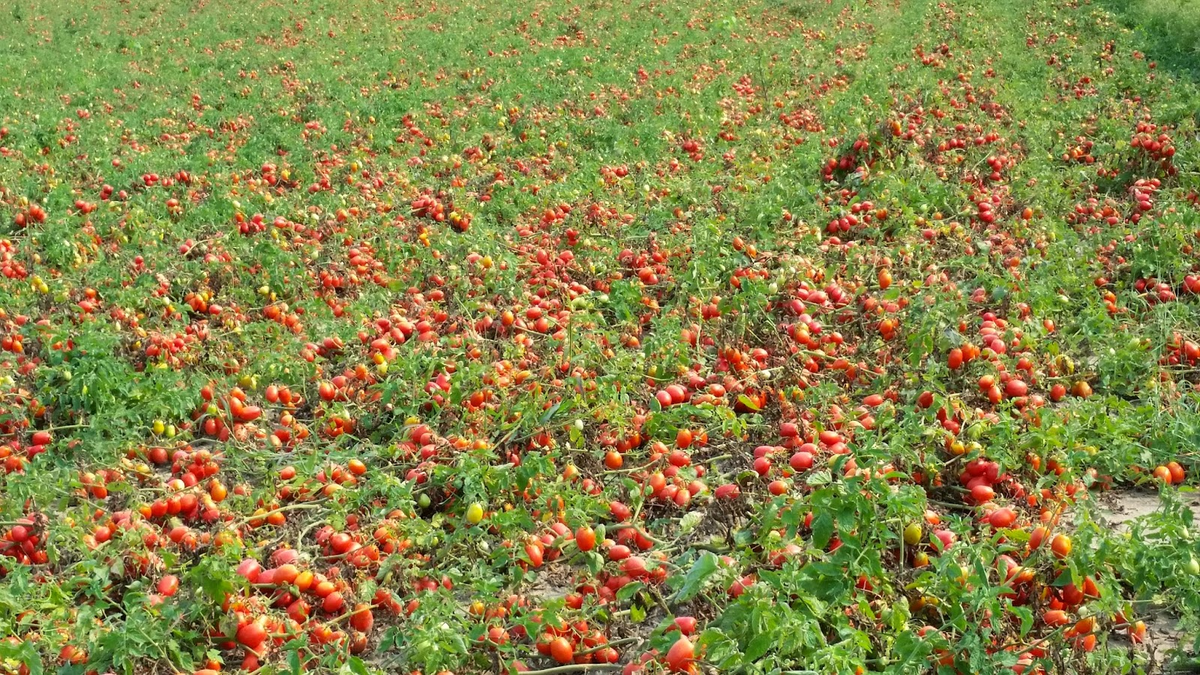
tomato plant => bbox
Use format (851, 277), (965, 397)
(0, 0), (1198, 673)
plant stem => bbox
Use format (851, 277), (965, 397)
(513, 665), (623, 675)
(574, 636), (641, 656)
(232, 500), (327, 528)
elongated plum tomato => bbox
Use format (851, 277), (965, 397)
(1005, 379), (1028, 398)
(576, 526), (596, 552)
(665, 635), (695, 672)
(350, 603), (374, 632)
(989, 508), (1016, 529)
(236, 559), (262, 582)
(673, 616), (698, 634)
(549, 636), (573, 664)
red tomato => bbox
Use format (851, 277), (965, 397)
(156, 575), (179, 596)
(665, 635), (695, 672)
(576, 526), (596, 552)
(236, 620), (267, 649)
(549, 636), (574, 664)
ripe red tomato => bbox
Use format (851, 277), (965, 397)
(673, 616), (698, 634)
(549, 636), (574, 664)
(1168, 461), (1186, 484)
(789, 451), (814, 471)
(323, 591), (345, 614)
(675, 428), (693, 448)
(665, 635), (695, 672)
(607, 544), (632, 561)
(576, 526), (596, 552)
(236, 620), (267, 649)
(330, 532), (354, 554)
(753, 457), (772, 476)
(349, 603), (374, 632)
(1005, 379), (1028, 398)
(1043, 609), (1069, 627)
(1029, 526), (1048, 551)
(989, 508), (1016, 529)
(156, 575), (179, 596)
(714, 484), (740, 500)
(948, 348), (964, 370)
(236, 559), (262, 582)
(525, 541), (544, 568)
(609, 501), (632, 521)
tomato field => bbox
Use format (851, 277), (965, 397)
(1, 0), (1199, 672)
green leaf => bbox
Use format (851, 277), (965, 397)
(630, 603), (646, 623)
(341, 656), (371, 675)
(733, 528), (756, 546)
(892, 630), (928, 666)
(189, 555), (235, 602)
(736, 393), (761, 411)
(0, 638), (42, 675)
(582, 551), (605, 575)
(166, 639), (193, 672)
(811, 511), (834, 549)
(1013, 606), (1034, 637)
(930, 530), (946, 554)
(616, 581), (645, 602)
(673, 551), (719, 602)
(745, 631), (773, 661)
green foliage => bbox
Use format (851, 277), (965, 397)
(0, 0), (1198, 672)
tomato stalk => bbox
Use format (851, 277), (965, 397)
(573, 635), (641, 656)
(231, 499), (328, 529)
(510, 664), (623, 675)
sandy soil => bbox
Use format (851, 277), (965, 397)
(1096, 489), (1200, 672)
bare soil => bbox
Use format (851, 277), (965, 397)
(1096, 489), (1200, 672)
